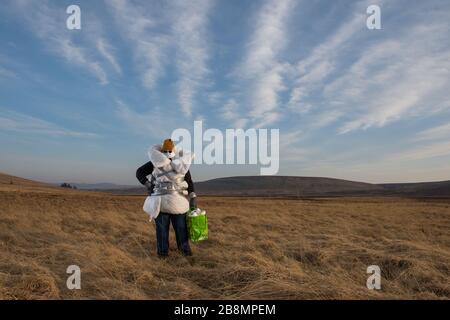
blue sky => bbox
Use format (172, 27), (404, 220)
(1, 0), (450, 185)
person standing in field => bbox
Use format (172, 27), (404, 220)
(136, 139), (197, 257)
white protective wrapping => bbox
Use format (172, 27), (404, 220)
(143, 144), (194, 220)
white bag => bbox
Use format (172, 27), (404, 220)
(143, 196), (161, 221)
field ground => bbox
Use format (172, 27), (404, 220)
(0, 180), (449, 299)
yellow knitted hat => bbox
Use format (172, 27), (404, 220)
(161, 138), (175, 152)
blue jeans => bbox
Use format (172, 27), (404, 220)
(155, 212), (191, 256)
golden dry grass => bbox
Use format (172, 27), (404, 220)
(0, 177), (449, 299)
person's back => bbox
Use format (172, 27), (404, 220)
(136, 139), (197, 257)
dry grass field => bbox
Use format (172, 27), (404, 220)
(0, 174), (449, 299)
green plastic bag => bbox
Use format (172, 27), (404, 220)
(186, 208), (208, 242)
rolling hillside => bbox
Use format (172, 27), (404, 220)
(0, 172), (50, 188)
(101, 175), (450, 197)
(380, 181), (450, 197)
(195, 176), (385, 196)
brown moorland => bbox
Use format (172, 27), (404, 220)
(0, 173), (449, 299)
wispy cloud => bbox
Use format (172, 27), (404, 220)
(335, 37), (450, 133)
(0, 108), (98, 138)
(221, 98), (248, 128)
(288, 10), (367, 112)
(284, 0), (450, 137)
(416, 122), (450, 141)
(0, 66), (17, 79)
(233, 0), (295, 127)
(115, 99), (184, 138)
(387, 141), (450, 161)
(171, 0), (213, 117)
(96, 38), (122, 75)
(108, 0), (213, 116)
(59, 39), (108, 85)
(107, 0), (169, 89)
(11, 0), (112, 85)
(280, 128), (303, 148)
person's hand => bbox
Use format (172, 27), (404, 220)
(189, 197), (197, 209)
(189, 192), (197, 209)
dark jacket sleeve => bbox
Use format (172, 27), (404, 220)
(184, 170), (195, 194)
(136, 161), (154, 185)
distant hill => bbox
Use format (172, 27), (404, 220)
(380, 181), (450, 197)
(3, 171), (450, 197)
(70, 182), (138, 190)
(0, 172), (51, 188)
(105, 176), (450, 197)
(195, 176), (385, 196)
(196, 176), (450, 197)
